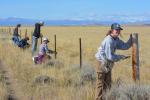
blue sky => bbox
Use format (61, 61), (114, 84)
(0, 0), (150, 20)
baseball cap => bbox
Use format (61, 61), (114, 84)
(111, 23), (123, 30)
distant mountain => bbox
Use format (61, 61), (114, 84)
(0, 17), (38, 26)
(0, 17), (150, 26)
(0, 17), (106, 26)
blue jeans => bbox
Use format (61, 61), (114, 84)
(32, 36), (38, 55)
(12, 36), (20, 45)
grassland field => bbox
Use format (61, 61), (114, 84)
(0, 26), (150, 100)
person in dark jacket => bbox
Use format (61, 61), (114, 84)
(32, 21), (44, 55)
(12, 24), (21, 45)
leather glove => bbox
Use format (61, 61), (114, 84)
(120, 55), (130, 60)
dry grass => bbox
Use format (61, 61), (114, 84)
(104, 79), (150, 100)
(0, 72), (8, 100)
(0, 26), (150, 100)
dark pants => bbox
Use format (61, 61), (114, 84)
(95, 61), (112, 100)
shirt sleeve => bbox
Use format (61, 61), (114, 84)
(44, 44), (50, 53)
(116, 37), (132, 50)
(105, 41), (123, 62)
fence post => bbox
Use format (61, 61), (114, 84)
(41, 36), (42, 44)
(25, 29), (27, 38)
(132, 33), (140, 81)
(20, 29), (22, 38)
(79, 38), (82, 68)
(54, 35), (57, 59)
(7, 28), (8, 33)
(9, 27), (11, 34)
(13, 27), (14, 34)
(31, 31), (33, 44)
(6, 28), (8, 33)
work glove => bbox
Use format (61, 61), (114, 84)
(120, 55), (130, 60)
(55, 51), (57, 54)
(40, 34), (43, 37)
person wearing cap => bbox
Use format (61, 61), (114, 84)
(32, 37), (56, 64)
(12, 24), (21, 45)
(18, 37), (30, 48)
(32, 21), (44, 55)
(95, 23), (132, 100)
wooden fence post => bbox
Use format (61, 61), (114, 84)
(31, 31), (33, 44)
(41, 36), (42, 44)
(132, 33), (140, 81)
(13, 29), (15, 34)
(25, 29), (27, 38)
(54, 35), (57, 59)
(6, 28), (8, 33)
(9, 27), (11, 34)
(20, 29), (22, 38)
(79, 38), (82, 68)
(7, 28), (9, 33)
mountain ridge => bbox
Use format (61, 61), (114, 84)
(0, 17), (150, 26)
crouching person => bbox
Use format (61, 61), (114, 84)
(18, 37), (30, 49)
(32, 37), (56, 64)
